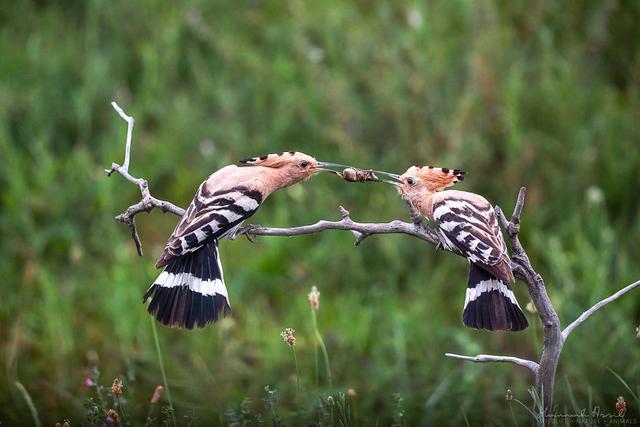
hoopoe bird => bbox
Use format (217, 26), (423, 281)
(376, 166), (528, 331)
(144, 151), (350, 329)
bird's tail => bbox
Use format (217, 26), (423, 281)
(143, 240), (231, 329)
(462, 262), (528, 331)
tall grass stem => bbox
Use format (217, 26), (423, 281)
(151, 318), (177, 427)
(312, 310), (332, 388)
(14, 381), (41, 427)
(115, 394), (128, 425)
(292, 346), (301, 393)
(508, 401), (517, 427)
(314, 341), (319, 387)
(608, 367), (640, 407)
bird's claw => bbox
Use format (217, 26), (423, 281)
(243, 224), (260, 243)
(226, 225), (243, 240)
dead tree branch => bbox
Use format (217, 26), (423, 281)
(444, 353), (539, 374)
(109, 105), (639, 426)
(237, 206), (446, 250)
(439, 188), (639, 425)
(106, 102), (185, 255)
(562, 279), (640, 340)
(500, 188), (564, 424)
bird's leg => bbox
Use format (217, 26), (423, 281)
(225, 223), (245, 241)
(403, 198), (424, 224)
(231, 224), (258, 242)
(411, 211), (425, 225)
(244, 230), (256, 243)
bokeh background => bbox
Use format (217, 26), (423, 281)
(1, 1), (639, 425)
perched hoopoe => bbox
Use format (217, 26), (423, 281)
(144, 151), (350, 329)
(376, 166), (528, 331)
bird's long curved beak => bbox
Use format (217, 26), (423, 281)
(315, 162), (402, 187)
(315, 161), (358, 174)
(370, 169), (403, 187)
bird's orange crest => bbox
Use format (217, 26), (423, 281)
(403, 165), (466, 191)
(240, 151), (315, 168)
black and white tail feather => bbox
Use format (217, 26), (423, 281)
(462, 262), (528, 331)
(144, 240), (231, 329)
(145, 178), (262, 329)
(432, 192), (529, 332)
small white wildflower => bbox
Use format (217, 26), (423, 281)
(198, 139), (215, 158)
(407, 7), (423, 29)
(586, 186), (604, 205)
(307, 46), (324, 64)
(280, 328), (296, 346)
(505, 389), (513, 401)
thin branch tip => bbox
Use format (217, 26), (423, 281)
(494, 205), (510, 230)
(111, 101), (134, 122)
(512, 187), (526, 221)
(562, 279), (640, 340)
(445, 352), (539, 373)
(109, 102), (184, 253)
(338, 205), (350, 219)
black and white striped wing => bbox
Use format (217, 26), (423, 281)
(164, 185), (263, 259)
(432, 196), (509, 279)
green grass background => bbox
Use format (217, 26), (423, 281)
(1, 0), (639, 425)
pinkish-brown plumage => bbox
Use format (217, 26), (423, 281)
(155, 152), (320, 268)
(386, 164), (527, 331)
(146, 151), (338, 329)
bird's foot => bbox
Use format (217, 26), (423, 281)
(411, 213), (425, 225)
(226, 224), (244, 240)
(241, 224), (260, 243)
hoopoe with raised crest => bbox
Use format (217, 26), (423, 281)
(144, 151), (351, 329)
(376, 165), (528, 331)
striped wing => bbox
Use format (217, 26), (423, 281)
(432, 194), (512, 281)
(157, 184), (263, 267)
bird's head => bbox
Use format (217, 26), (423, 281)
(239, 151), (354, 186)
(375, 165), (466, 201)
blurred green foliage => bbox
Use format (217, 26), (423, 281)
(1, 0), (639, 425)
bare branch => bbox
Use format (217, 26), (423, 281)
(237, 206), (456, 253)
(496, 187), (563, 422)
(107, 102), (185, 255)
(110, 101), (135, 172)
(562, 279), (640, 340)
(445, 352), (539, 374)
(463, 187), (639, 424)
(124, 216), (143, 256)
(495, 205), (510, 230)
(511, 186), (526, 226)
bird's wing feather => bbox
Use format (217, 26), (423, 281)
(159, 183), (263, 264)
(432, 194), (511, 281)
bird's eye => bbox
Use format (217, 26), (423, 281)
(406, 177), (415, 186)
(300, 160), (309, 168)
